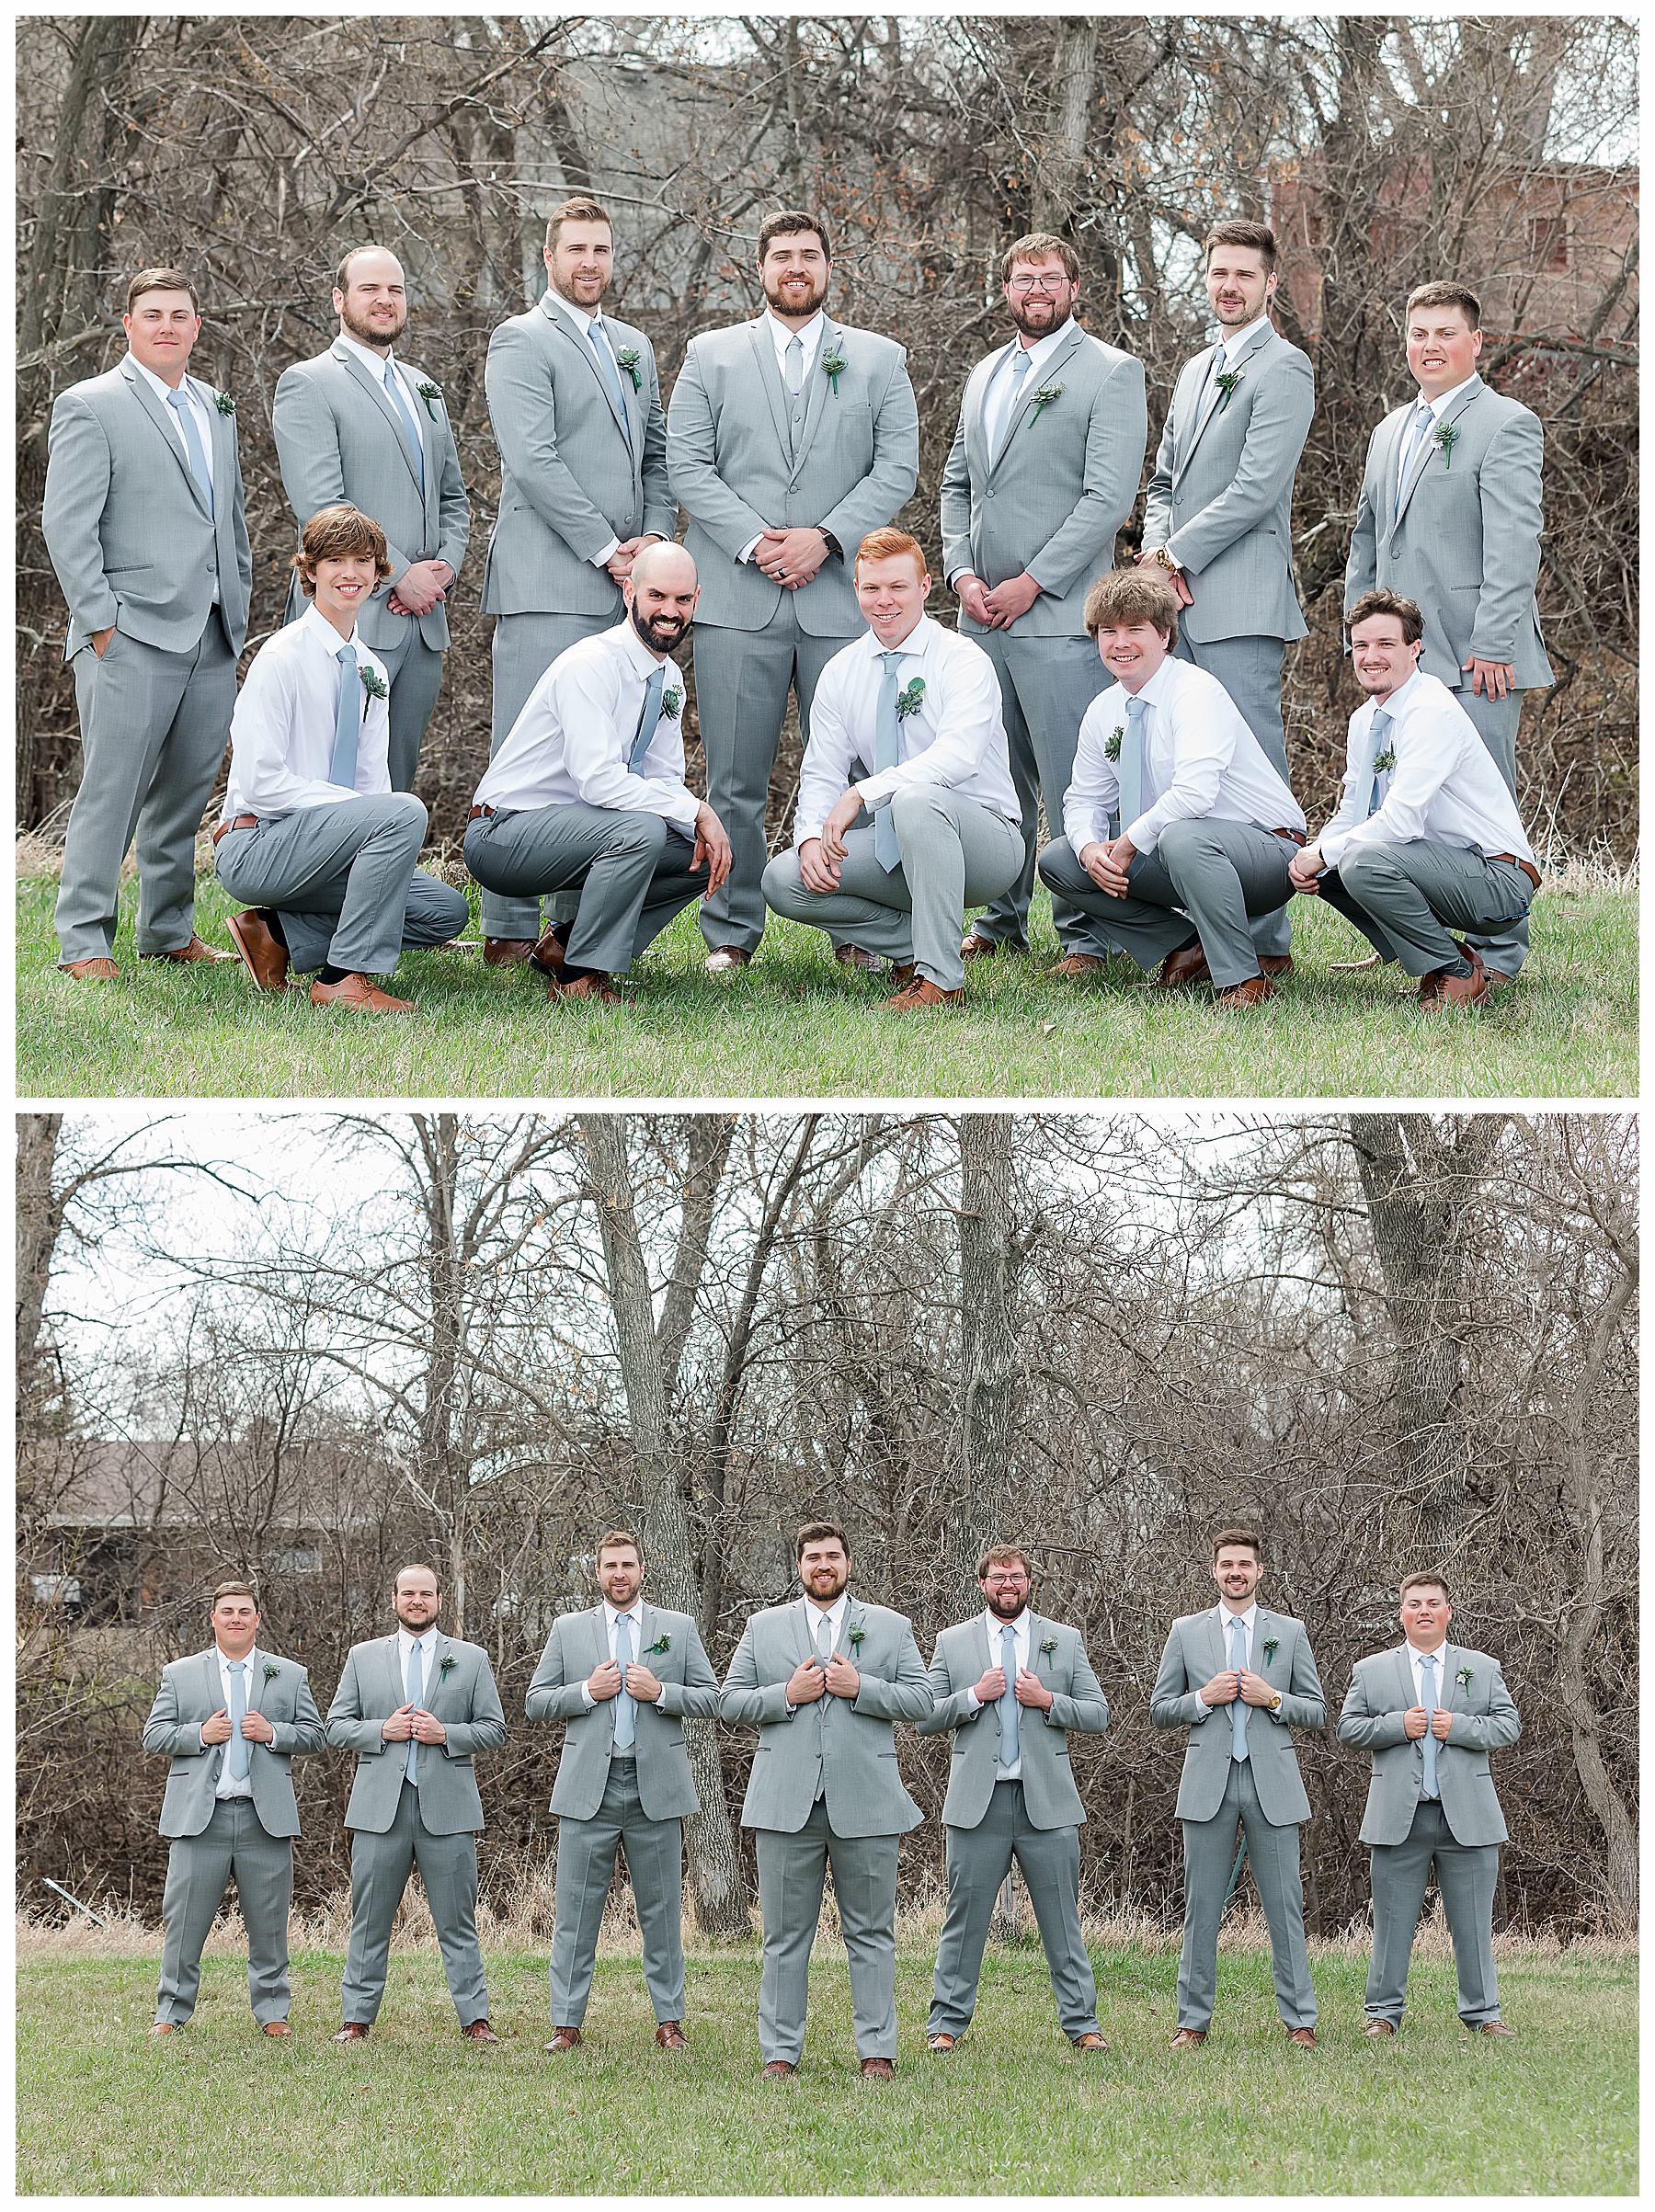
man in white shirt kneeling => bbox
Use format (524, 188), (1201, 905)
(1037, 568), (1307, 1009)
(463, 542), (732, 1003)
(1288, 589), (1538, 1009)
(215, 504), (468, 1014)
(760, 529), (1024, 1009)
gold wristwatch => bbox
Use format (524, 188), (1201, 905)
(1150, 544), (1180, 572)
(1268, 1691), (1284, 1714)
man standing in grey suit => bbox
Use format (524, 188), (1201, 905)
(42, 267), (251, 979)
(941, 232), (1147, 972)
(326, 1563), (509, 2043)
(1344, 279), (1551, 982)
(1140, 220), (1314, 974)
(1338, 1570), (1521, 2038)
(479, 196), (677, 963)
(668, 210), (919, 975)
(526, 1529), (723, 2051)
(142, 1580), (326, 2036)
(1150, 1529), (1325, 2049)
(272, 245), (471, 795)
(919, 1545), (1109, 2053)
(720, 1521), (933, 2078)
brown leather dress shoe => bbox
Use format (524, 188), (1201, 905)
(262, 2021), (292, 2038)
(1153, 942), (1211, 989)
(1475, 2020), (1515, 2036)
(461, 2020), (500, 2044)
(530, 926), (569, 977)
(887, 976), (964, 1010)
(886, 963), (917, 991)
(705, 945), (752, 975)
(861, 2056), (896, 2080)
(961, 929), (1019, 958)
(655, 2021), (689, 2049)
(545, 2026), (583, 2052)
(149, 2020), (179, 2036)
(1049, 952), (1106, 978)
(59, 956), (118, 981)
(334, 2023), (370, 2042)
(926, 2032), (957, 2053)
(141, 934), (234, 963)
(762, 2058), (796, 2079)
(1425, 949), (1490, 1011)
(1072, 2031), (1109, 2051)
(483, 938), (537, 966)
(310, 973), (415, 1013)
(1258, 954), (1295, 977)
(1363, 2018), (1397, 2038)
(834, 943), (880, 972)
(1287, 2026), (1317, 2047)
(1169, 2027), (1207, 2050)
(1216, 972), (1275, 1009)
(225, 910), (291, 991)
(554, 972), (626, 1004)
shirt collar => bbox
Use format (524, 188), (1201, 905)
(1369, 668), (1424, 722)
(1406, 1638), (1449, 1665)
(765, 307), (824, 353)
(398, 1624), (438, 1653)
(1217, 1601), (1259, 1636)
(803, 1589), (849, 1627)
(1214, 313), (1272, 361)
(337, 329), (401, 381)
(545, 286), (599, 336)
(865, 612), (931, 661)
(298, 601), (359, 656)
(603, 1599), (643, 1627)
(1413, 371), (1478, 417)
(216, 1644), (258, 1671)
(982, 1607), (1027, 1641)
(1005, 317), (1073, 376)
(1133, 655), (1181, 711)
(610, 618), (663, 679)
(129, 353), (197, 408)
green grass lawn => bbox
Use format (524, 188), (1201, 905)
(16, 872), (1638, 1100)
(16, 1944), (1636, 2194)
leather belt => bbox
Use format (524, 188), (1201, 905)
(1491, 852), (1541, 890)
(1271, 826), (1307, 847)
(468, 805), (495, 822)
(213, 814), (257, 845)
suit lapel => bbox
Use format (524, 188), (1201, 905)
(401, 356), (441, 541)
(991, 320), (1082, 480)
(1440, 1644), (1460, 1713)
(335, 339), (425, 496)
(746, 318), (793, 467)
(545, 296), (630, 443)
(789, 317), (841, 485)
(120, 359), (211, 515)
(247, 1651), (268, 1716)
(197, 376), (233, 530)
(1394, 1644), (1416, 1713)
(790, 1596), (812, 1669)
(1391, 375), (1482, 537)
(1186, 323), (1271, 465)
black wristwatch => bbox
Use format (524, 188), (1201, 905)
(819, 530), (844, 563)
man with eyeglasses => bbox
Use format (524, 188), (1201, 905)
(919, 1545), (1110, 2053)
(940, 233), (1146, 973)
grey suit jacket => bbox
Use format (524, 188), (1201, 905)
(1344, 375), (1553, 692)
(272, 338), (471, 651)
(526, 1602), (721, 1822)
(667, 315), (919, 635)
(1337, 1641), (1520, 1848)
(325, 1632), (507, 1836)
(939, 321), (1147, 639)
(919, 1613), (1107, 1831)
(143, 1647), (325, 1841)
(1150, 1606), (1325, 1826)
(720, 1595), (932, 1837)
(42, 356), (252, 659)
(482, 291), (674, 621)
(1142, 322), (1314, 645)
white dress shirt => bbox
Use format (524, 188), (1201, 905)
(1064, 653), (1304, 859)
(212, 1643), (261, 1800)
(131, 355), (217, 496)
(1405, 1639), (1451, 1796)
(736, 313), (828, 565)
(472, 620), (699, 831)
(980, 317), (1074, 459)
(793, 615), (1021, 847)
(963, 1607), (1033, 1778)
(1215, 1601), (1257, 1670)
(221, 605), (392, 820)
(1397, 372), (1479, 508)
(336, 330), (427, 427)
(578, 1600), (647, 1709)
(396, 1625), (440, 1696)
(543, 289), (627, 567)
(784, 1590), (851, 1716)
(1317, 669), (1534, 872)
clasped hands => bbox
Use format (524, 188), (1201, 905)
(785, 1651), (862, 1703)
(972, 1664), (1056, 1713)
(953, 571), (1043, 629)
(756, 526), (829, 588)
(1078, 834), (1137, 899)
(1198, 1668), (1278, 1710)
(200, 1706), (276, 1745)
(797, 788), (868, 892)
(1403, 1705), (1455, 1741)
(605, 532), (663, 585)
(386, 557), (454, 619)
(586, 1658), (666, 1705)
(380, 1703), (448, 1744)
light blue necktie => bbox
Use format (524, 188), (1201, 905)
(330, 641), (360, 788)
(166, 387), (213, 517)
(613, 1612), (636, 1750)
(1420, 1652), (1439, 1798)
(1118, 693), (1148, 832)
(873, 651), (905, 872)
(1365, 708), (1394, 817)
(1395, 401), (1433, 517)
(627, 665), (666, 770)
(382, 359), (426, 493)
(589, 314), (633, 449)
(991, 348), (1032, 464)
(1197, 342), (1230, 434)
(997, 1625), (1020, 1771)
(226, 1660), (250, 1780)
(816, 1608), (834, 1665)
(404, 1637), (423, 1784)
(1229, 1615), (1250, 1761)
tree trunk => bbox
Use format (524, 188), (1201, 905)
(17, 1114), (65, 1420)
(413, 1112), (469, 1636)
(1033, 19), (1100, 233)
(952, 1115), (1033, 1608)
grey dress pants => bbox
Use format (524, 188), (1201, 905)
(1365, 1798), (1501, 2028)
(480, 610), (616, 940)
(929, 1780), (1100, 2040)
(1316, 843), (1533, 981)
(340, 1779), (489, 2027)
(1452, 686), (1529, 975)
(1176, 1757), (1316, 2034)
(1175, 628), (1294, 962)
(154, 1797), (293, 2026)
(547, 1757), (687, 2028)
(754, 1798), (902, 2065)
(371, 626), (447, 795)
(463, 804), (709, 977)
(1038, 819), (1296, 990)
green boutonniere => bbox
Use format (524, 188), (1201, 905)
(1215, 366), (1246, 413)
(614, 346), (642, 393)
(847, 1625), (865, 1653)
(1262, 1637), (1279, 1666)
(1433, 419), (1461, 469)
(1371, 747), (1398, 776)
(821, 348), (849, 395)
(1029, 381), (1065, 425)
(1455, 1666), (1474, 1690)
(359, 666), (389, 711)
(1104, 724), (1124, 763)
(1039, 1637), (1058, 1661)
(213, 390), (235, 416)
(662, 686), (683, 721)
(895, 677), (926, 723)
(646, 1633), (671, 1657)
(262, 1662), (281, 1683)
(416, 380), (442, 420)
(439, 1653), (457, 1680)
